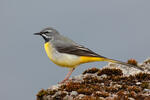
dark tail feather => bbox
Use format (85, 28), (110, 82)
(104, 58), (144, 71)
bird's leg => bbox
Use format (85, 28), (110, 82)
(60, 68), (75, 83)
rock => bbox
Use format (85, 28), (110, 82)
(37, 58), (150, 100)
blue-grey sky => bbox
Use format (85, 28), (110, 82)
(1, 0), (150, 100)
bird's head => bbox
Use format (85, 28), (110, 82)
(34, 27), (59, 42)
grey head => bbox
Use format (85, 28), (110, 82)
(34, 27), (60, 42)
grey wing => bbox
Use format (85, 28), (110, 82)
(55, 44), (105, 58)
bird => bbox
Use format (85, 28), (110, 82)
(34, 27), (143, 83)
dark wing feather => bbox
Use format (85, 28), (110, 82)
(55, 45), (105, 58)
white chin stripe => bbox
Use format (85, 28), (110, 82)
(42, 34), (49, 38)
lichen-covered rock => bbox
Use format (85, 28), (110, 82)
(37, 58), (150, 100)
(105, 58), (150, 76)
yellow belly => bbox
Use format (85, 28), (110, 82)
(44, 42), (53, 61)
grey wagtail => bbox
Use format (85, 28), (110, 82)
(34, 27), (143, 83)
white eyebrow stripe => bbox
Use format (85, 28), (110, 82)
(47, 30), (53, 33)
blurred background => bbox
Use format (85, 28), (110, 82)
(1, 0), (150, 100)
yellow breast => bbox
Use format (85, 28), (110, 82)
(44, 42), (81, 68)
(44, 42), (53, 61)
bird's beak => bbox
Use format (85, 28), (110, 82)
(34, 32), (42, 35)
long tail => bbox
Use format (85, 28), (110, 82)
(79, 56), (143, 70)
(104, 58), (144, 71)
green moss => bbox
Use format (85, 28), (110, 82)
(115, 90), (129, 100)
(127, 86), (141, 93)
(97, 68), (123, 76)
(53, 91), (67, 100)
(141, 82), (150, 89)
(93, 91), (109, 98)
(61, 82), (86, 92)
(128, 91), (136, 98)
(111, 76), (126, 82)
(47, 89), (57, 95)
(37, 89), (48, 99)
(83, 67), (100, 74)
(74, 96), (99, 100)
(83, 75), (101, 84)
(105, 86), (119, 93)
(135, 72), (150, 81)
(77, 88), (93, 95)
(121, 84), (128, 90)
